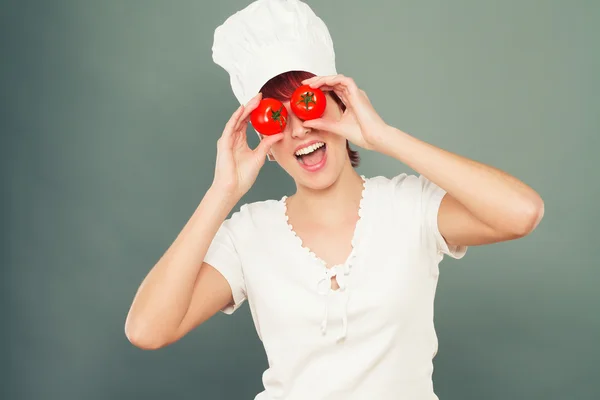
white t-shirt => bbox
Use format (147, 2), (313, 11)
(204, 173), (467, 400)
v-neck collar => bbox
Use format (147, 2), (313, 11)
(278, 175), (368, 340)
(279, 175), (367, 270)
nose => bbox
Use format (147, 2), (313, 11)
(289, 112), (310, 139)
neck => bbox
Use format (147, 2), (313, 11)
(289, 163), (364, 223)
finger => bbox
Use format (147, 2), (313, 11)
(223, 104), (245, 139)
(310, 76), (356, 106)
(305, 75), (333, 89)
(310, 74), (357, 92)
(255, 133), (284, 158)
(234, 92), (262, 131)
(333, 88), (347, 102)
(322, 86), (349, 108)
(309, 79), (349, 103)
(301, 76), (320, 85)
(302, 118), (337, 134)
(313, 85), (348, 106)
(239, 121), (248, 138)
(232, 121), (249, 149)
(314, 85), (336, 92)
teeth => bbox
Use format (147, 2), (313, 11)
(295, 142), (325, 156)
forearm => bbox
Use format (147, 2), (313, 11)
(381, 126), (544, 234)
(125, 186), (238, 345)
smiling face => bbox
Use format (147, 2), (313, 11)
(259, 94), (351, 190)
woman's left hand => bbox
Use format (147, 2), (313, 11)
(300, 74), (391, 152)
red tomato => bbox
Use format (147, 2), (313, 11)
(250, 98), (288, 136)
(290, 85), (326, 120)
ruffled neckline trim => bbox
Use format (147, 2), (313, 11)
(279, 175), (368, 270)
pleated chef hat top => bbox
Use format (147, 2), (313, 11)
(212, 0), (338, 105)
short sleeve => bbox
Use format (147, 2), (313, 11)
(204, 218), (247, 314)
(419, 174), (467, 260)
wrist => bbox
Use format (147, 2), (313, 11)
(370, 125), (400, 155)
(373, 126), (411, 159)
(206, 185), (242, 211)
(383, 126), (429, 167)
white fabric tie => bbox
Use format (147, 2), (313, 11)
(316, 264), (351, 341)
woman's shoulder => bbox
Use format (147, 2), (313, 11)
(363, 173), (437, 214)
(241, 198), (282, 217)
(224, 197), (283, 232)
(365, 172), (422, 192)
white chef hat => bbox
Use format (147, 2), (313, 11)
(212, 0), (338, 106)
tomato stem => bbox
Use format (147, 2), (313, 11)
(270, 106), (287, 129)
(297, 92), (316, 110)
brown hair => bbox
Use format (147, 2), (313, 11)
(259, 70), (360, 168)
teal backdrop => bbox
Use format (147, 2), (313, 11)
(2, 0), (598, 399)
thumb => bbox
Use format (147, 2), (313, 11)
(302, 118), (339, 134)
(255, 132), (284, 159)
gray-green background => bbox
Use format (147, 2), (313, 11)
(2, 0), (598, 399)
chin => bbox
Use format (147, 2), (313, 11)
(297, 172), (339, 190)
(282, 148), (345, 190)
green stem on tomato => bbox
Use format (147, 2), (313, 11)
(270, 106), (286, 130)
(298, 92), (316, 110)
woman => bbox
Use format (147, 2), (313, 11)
(125, 1), (544, 398)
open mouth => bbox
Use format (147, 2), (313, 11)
(295, 142), (327, 167)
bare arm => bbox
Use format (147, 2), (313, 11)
(300, 74), (544, 247)
(384, 127), (544, 245)
(124, 93), (283, 350)
(124, 187), (238, 350)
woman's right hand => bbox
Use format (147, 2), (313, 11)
(211, 92), (284, 200)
